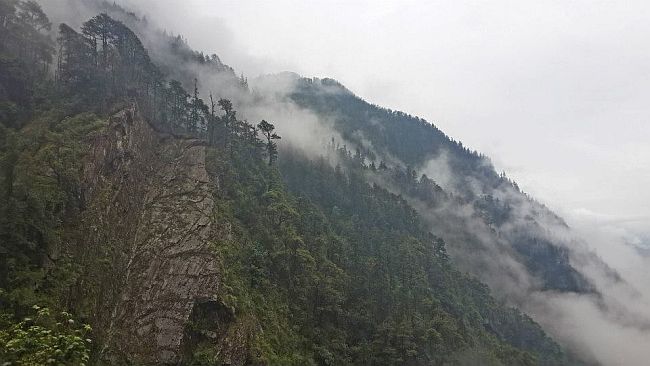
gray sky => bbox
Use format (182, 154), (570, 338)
(122, 0), (650, 241)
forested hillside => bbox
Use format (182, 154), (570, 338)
(280, 75), (595, 296)
(0, 1), (587, 365)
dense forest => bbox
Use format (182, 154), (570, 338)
(0, 1), (586, 365)
(283, 75), (593, 295)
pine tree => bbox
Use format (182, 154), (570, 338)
(257, 119), (281, 165)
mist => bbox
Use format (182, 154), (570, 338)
(36, 1), (650, 365)
(417, 151), (650, 365)
(86, 0), (649, 237)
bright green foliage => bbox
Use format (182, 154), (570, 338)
(0, 305), (92, 365)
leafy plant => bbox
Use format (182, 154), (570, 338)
(0, 305), (92, 365)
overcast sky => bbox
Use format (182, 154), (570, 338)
(119, 0), (650, 242)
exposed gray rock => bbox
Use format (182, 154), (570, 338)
(82, 105), (224, 364)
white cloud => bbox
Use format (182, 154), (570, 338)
(40, 1), (650, 363)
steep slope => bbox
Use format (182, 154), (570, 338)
(271, 75), (597, 296)
(277, 152), (569, 365)
(1, 2), (586, 365)
(80, 105), (223, 363)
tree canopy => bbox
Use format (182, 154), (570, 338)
(0, 2), (575, 365)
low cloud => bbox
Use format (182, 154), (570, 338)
(36, 1), (650, 364)
(415, 152), (650, 365)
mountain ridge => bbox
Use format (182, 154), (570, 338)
(0, 1), (614, 364)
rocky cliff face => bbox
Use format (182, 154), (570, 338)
(79, 105), (226, 364)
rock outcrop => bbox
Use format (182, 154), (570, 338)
(81, 105), (224, 364)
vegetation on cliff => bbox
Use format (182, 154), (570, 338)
(0, 2), (575, 365)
